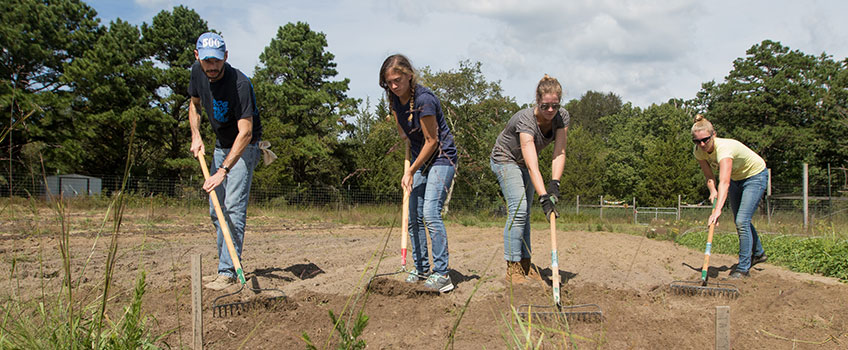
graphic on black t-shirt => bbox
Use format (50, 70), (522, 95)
(213, 100), (229, 122)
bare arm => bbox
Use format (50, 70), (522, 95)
(519, 132), (547, 195)
(189, 97), (205, 157)
(708, 158), (733, 225)
(401, 115), (439, 193)
(550, 127), (568, 181)
(202, 117), (253, 193)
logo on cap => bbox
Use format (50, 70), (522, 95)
(196, 32), (226, 61)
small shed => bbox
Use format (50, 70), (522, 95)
(45, 174), (102, 198)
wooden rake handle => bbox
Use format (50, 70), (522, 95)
(700, 199), (718, 285)
(198, 153), (246, 285)
(401, 145), (410, 269)
(700, 222), (716, 285)
(550, 212), (561, 306)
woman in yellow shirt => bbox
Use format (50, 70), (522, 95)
(692, 114), (769, 279)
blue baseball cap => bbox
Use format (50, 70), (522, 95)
(196, 32), (226, 60)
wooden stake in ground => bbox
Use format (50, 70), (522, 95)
(191, 254), (203, 349)
(715, 305), (730, 350)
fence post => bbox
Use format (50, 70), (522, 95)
(677, 195), (681, 221)
(633, 197), (637, 224)
(767, 168), (771, 226)
(576, 195), (580, 215)
(803, 163), (809, 232)
(599, 195), (604, 220)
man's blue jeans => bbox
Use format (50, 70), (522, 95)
(408, 164), (455, 276)
(728, 169), (768, 273)
(210, 143), (260, 278)
(490, 159), (535, 262)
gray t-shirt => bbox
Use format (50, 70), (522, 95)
(490, 107), (570, 167)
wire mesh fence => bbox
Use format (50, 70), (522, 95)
(2, 168), (845, 230)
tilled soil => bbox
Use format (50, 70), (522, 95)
(1, 207), (846, 349)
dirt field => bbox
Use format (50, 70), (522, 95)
(1, 206), (847, 349)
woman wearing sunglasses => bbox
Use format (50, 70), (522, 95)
(379, 54), (458, 293)
(692, 114), (769, 279)
(490, 74), (569, 285)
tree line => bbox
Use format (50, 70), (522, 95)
(2, 1), (846, 207)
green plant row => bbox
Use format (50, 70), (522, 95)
(675, 232), (848, 282)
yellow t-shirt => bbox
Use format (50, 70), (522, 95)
(693, 137), (766, 181)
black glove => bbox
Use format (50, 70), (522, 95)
(547, 179), (560, 202)
(539, 194), (559, 219)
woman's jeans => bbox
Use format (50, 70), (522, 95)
(408, 164), (455, 276)
(210, 143), (260, 278)
(728, 169), (768, 273)
(490, 159), (535, 262)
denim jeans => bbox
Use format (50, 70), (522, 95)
(490, 159), (535, 262)
(210, 143), (260, 277)
(408, 164), (455, 275)
(728, 169), (768, 273)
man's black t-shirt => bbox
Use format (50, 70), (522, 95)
(188, 61), (262, 148)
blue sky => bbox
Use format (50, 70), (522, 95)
(87, 0), (848, 108)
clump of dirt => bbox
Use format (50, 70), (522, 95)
(365, 277), (439, 297)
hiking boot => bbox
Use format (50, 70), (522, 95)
(505, 261), (527, 285)
(424, 273), (454, 293)
(204, 274), (237, 291)
(752, 253), (768, 266)
(520, 258), (543, 282)
(728, 270), (749, 279)
(202, 274), (219, 283)
(405, 269), (428, 283)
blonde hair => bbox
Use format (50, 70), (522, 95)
(379, 54), (417, 122)
(535, 74), (563, 104)
(691, 114), (715, 135)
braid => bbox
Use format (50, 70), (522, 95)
(408, 84), (415, 123)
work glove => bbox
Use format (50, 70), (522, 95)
(547, 179), (560, 202)
(539, 194), (559, 219)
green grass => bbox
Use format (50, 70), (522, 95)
(676, 229), (848, 282)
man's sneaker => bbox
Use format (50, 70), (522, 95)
(424, 273), (454, 293)
(204, 274), (237, 291)
(752, 253), (768, 266)
(202, 274), (219, 283)
(728, 270), (749, 279)
(405, 269), (428, 283)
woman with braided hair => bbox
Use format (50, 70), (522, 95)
(692, 114), (768, 279)
(490, 75), (569, 285)
(379, 54), (458, 293)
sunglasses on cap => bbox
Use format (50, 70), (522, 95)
(539, 103), (560, 111)
(692, 135), (712, 144)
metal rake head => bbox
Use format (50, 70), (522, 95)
(517, 304), (604, 323)
(669, 280), (740, 299)
(213, 295), (286, 317)
(212, 283), (287, 317)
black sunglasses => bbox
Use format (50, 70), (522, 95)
(539, 103), (560, 111)
(692, 135), (712, 144)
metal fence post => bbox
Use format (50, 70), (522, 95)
(576, 195), (580, 215)
(677, 195), (681, 221)
(803, 163), (809, 232)
(633, 197), (637, 224)
(599, 195), (603, 220)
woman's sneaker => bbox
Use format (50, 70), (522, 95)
(405, 270), (428, 283)
(424, 273), (454, 293)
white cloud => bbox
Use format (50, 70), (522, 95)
(92, 0), (848, 108)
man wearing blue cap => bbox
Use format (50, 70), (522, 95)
(188, 32), (264, 291)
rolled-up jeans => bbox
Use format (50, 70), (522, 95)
(408, 164), (455, 276)
(210, 143), (260, 278)
(728, 169), (768, 273)
(490, 159), (535, 262)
